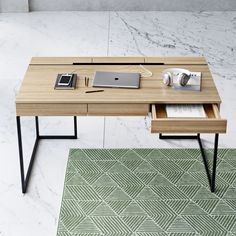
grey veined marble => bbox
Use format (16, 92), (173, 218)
(1, 0), (236, 12)
(29, 0), (236, 11)
(0, 11), (236, 236)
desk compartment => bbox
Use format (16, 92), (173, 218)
(16, 103), (87, 116)
(151, 104), (227, 133)
(88, 103), (149, 116)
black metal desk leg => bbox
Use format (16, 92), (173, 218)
(74, 116), (77, 138)
(197, 133), (219, 192)
(16, 116), (78, 193)
(211, 133), (219, 192)
(16, 116), (39, 193)
(37, 116), (78, 139)
(159, 133), (219, 193)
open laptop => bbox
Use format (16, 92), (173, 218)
(92, 71), (140, 89)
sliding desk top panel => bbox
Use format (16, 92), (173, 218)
(15, 57), (221, 115)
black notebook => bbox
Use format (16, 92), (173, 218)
(54, 74), (77, 90)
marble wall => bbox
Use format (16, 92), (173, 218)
(29, 0), (236, 11)
(0, 0), (28, 12)
(1, 0), (236, 12)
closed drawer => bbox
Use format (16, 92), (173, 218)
(16, 103), (87, 116)
(151, 104), (227, 133)
(88, 103), (149, 116)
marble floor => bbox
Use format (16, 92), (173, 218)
(0, 11), (236, 236)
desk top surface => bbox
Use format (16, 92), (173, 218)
(15, 56), (221, 104)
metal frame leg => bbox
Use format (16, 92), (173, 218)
(16, 116), (77, 193)
(159, 133), (219, 193)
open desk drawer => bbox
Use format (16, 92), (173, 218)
(151, 104), (227, 133)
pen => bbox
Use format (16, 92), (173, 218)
(84, 77), (89, 87)
(85, 90), (104, 93)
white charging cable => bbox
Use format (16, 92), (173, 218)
(139, 64), (153, 78)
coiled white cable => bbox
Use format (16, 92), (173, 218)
(139, 64), (153, 78)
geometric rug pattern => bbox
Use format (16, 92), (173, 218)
(57, 149), (236, 236)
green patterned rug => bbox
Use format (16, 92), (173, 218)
(57, 149), (236, 236)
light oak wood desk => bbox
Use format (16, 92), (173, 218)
(15, 56), (227, 193)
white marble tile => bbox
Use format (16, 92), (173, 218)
(0, 11), (236, 236)
(109, 11), (236, 64)
(109, 12), (203, 56)
(0, 12), (109, 80)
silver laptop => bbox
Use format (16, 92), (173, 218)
(92, 71), (140, 89)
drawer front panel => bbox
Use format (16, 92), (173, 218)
(151, 104), (227, 133)
(16, 103), (87, 116)
(151, 119), (227, 133)
(88, 104), (149, 116)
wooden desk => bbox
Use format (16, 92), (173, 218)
(15, 57), (227, 193)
